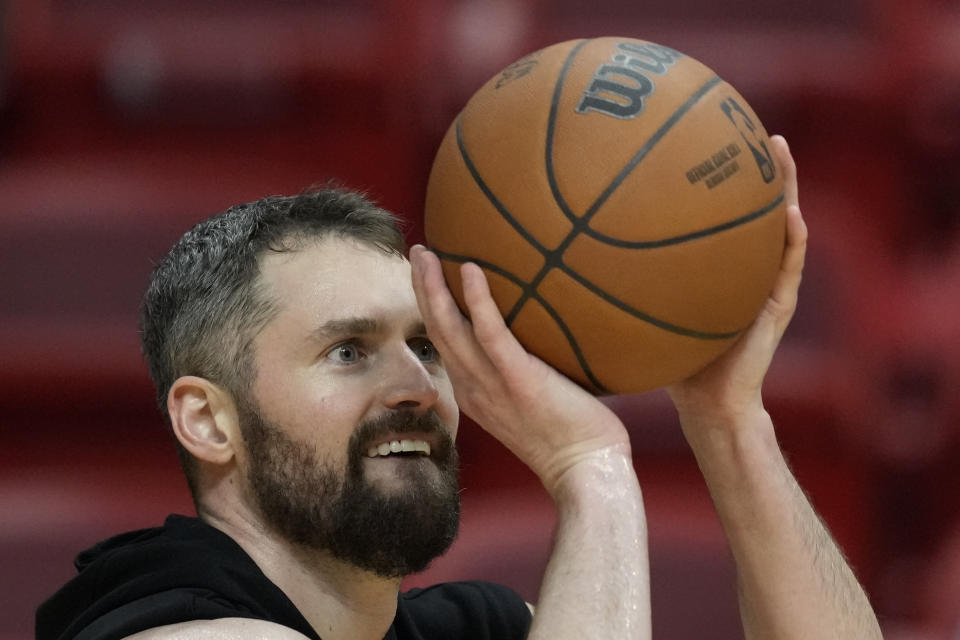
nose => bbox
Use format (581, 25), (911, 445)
(380, 347), (441, 414)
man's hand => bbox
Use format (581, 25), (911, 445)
(667, 134), (808, 430)
(410, 240), (651, 640)
(410, 245), (630, 495)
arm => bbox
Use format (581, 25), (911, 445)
(122, 618), (312, 639)
(667, 136), (882, 639)
(410, 246), (651, 640)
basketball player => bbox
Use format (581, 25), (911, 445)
(37, 137), (882, 639)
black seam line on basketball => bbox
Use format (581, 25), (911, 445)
(430, 248), (611, 394)
(455, 115), (551, 256)
(558, 263), (745, 340)
(430, 247), (530, 290)
(582, 191), (785, 249)
(505, 74), (725, 326)
(534, 285), (611, 394)
(545, 39), (591, 226)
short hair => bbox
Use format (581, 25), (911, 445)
(140, 187), (407, 497)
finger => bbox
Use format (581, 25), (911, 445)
(782, 203), (808, 279)
(409, 245), (440, 329)
(410, 245), (470, 340)
(770, 134), (799, 210)
(768, 204), (808, 334)
(409, 245), (492, 373)
(460, 262), (529, 377)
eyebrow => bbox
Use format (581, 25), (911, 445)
(307, 317), (427, 343)
(309, 317), (380, 343)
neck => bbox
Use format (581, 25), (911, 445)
(199, 503), (402, 640)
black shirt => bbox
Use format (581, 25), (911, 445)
(36, 515), (532, 640)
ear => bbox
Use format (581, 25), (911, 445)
(167, 376), (241, 466)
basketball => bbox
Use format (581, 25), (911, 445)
(423, 37), (786, 395)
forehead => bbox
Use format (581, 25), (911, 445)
(257, 236), (417, 330)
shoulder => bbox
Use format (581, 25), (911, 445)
(121, 618), (312, 640)
(396, 581), (532, 640)
(37, 517), (314, 640)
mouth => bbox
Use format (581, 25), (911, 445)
(364, 434), (433, 459)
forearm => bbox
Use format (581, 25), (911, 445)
(680, 406), (881, 640)
(528, 444), (651, 640)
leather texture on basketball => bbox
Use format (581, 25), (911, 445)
(424, 37), (786, 394)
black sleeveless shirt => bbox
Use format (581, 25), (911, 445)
(36, 515), (532, 640)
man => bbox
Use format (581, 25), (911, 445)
(37, 137), (882, 639)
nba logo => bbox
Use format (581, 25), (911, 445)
(721, 97), (776, 183)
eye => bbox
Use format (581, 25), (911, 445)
(326, 341), (365, 364)
(408, 337), (439, 363)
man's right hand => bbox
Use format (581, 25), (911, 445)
(409, 245), (630, 496)
(411, 245), (651, 640)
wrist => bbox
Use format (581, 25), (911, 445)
(675, 401), (776, 457)
(544, 442), (639, 506)
(668, 383), (764, 424)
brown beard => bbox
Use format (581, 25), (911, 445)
(240, 404), (460, 578)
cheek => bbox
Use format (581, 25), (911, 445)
(302, 394), (368, 450)
(249, 355), (306, 415)
(435, 375), (461, 439)
(253, 374), (362, 449)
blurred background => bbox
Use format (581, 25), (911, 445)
(1, 0), (959, 638)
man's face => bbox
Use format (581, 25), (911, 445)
(238, 236), (461, 577)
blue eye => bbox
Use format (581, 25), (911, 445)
(328, 342), (363, 364)
(409, 338), (439, 363)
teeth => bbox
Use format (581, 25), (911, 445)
(364, 439), (432, 458)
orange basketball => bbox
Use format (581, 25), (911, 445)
(424, 37), (786, 395)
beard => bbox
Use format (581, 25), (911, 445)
(238, 403), (460, 578)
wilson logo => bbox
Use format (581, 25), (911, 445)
(576, 42), (684, 119)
